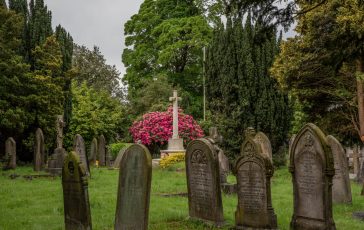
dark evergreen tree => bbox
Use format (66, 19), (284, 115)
(206, 16), (291, 161)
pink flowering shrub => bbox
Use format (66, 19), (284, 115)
(130, 107), (204, 146)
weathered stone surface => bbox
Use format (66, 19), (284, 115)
(73, 134), (90, 176)
(88, 138), (97, 165)
(327, 135), (352, 204)
(3, 137), (16, 170)
(47, 147), (67, 176)
(289, 123), (336, 230)
(254, 131), (273, 160)
(186, 138), (224, 227)
(56, 115), (66, 148)
(114, 144), (152, 230)
(113, 148), (127, 168)
(235, 137), (276, 229)
(34, 128), (45, 171)
(62, 151), (92, 230)
(98, 135), (106, 166)
(105, 147), (111, 167)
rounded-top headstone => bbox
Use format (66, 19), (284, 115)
(254, 131), (273, 160)
(34, 128), (45, 171)
(186, 138), (224, 227)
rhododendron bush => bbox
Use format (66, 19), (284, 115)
(130, 107), (204, 146)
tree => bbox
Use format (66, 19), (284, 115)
(73, 45), (123, 99)
(123, 0), (212, 119)
(206, 16), (291, 160)
(271, 0), (364, 143)
(65, 81), (127, 149)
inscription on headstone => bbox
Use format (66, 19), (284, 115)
(186, 139), (224, 227)
(3, 137), (16, 170)
(114, 144), (152, 230)
(98, 135), (106, 166)
(73, 134), (90, 176)
(34, 128), (45, 171)
(289, 123), (336, 230)
(235, 138), (276, 229)
(62, 151), (92, 230)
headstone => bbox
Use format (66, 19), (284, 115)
(288, 134), (296, 159)
(105, 146), (111, 167)
(358, 157), (364, 183)
(73, 134), (90, 176)
(353, 145), (360, 178)
(113, 148), (127, 168)
(3, 137), (16, 170)
(289, 123), (336, 229)
(327, 135), (352, 204)
(62, 151), (92, 230)
(235, 137), (277, 229)
(186, 138), (224, 227)
(114, 144), (152, 230)
(47, 115), (67, 175)
(254, 131), (273, 160)
(98, 135), (106, 166)
(88, 138), (97, 165)
(34, 128), (45, 171)
(160, 90), (185, 157)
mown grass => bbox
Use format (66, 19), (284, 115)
(0, 162), (364, 229)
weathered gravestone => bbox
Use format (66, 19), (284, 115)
(88, 138), (97, 166)
(254, 131), (273, 161)
(186, 138), (224, 227)
(98, 135), (106, 166)
(353, 145), (360, 179)
(73, 134), (90, 176)
(105, 147), (111, 167)
(62, 151), (92, 230)
(289, 123), (336, 229)
(3, 137), (16, 170)
(34, 128), (45, 171)
(235, 137), (277, 229)
(114, 144), (152, 230)
(327, 135), (352, 204)
(47, 115), (67, 175)
(112, 148), (127, 168)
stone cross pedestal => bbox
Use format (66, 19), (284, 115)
(160, 90), (185, 158)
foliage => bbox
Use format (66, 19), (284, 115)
(72, 45), (124, 99)
(65, 81), (127, 151)
(271, 0), (364, 143)
(123, 0), (212, 119)
(159, 153), (185, 169)
(130, 107), (204, 147)
(109, 142), (132, 160)
(206, 17), (291, 160)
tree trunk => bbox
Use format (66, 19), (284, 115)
(356, 56), (364, 142)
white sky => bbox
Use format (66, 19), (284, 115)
(44, 0), (143, 76)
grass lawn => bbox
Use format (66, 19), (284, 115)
(0, 162), (364, 230)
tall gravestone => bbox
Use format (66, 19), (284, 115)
(73, 134), (90, 176)
(3, 137), (16, 170)
(34, 128), (45, 171)
(327, 135), (352, 204)
(186, 139), (224, 227)
(289, 123), (336, 229)
(254, 131), (273, 161)
(62, 151), (92, 230)
(114, 144), (152, 230)
(47, 115), (67, 175)
(235, 137), (277, 229)
(98, 135), (106, 166)
(88, 138), (97, 166)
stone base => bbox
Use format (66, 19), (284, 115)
(353, 211), (364, 221)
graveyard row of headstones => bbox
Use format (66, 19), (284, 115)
(61, 123), (354, 230)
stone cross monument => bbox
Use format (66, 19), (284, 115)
(160, 90), (186, 158)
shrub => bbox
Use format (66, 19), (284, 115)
(109, 142), (132, 160)
(129, 107), (204, 147)
(159, 153), (185, 169)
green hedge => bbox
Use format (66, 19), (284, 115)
(109, 142), (133, 160)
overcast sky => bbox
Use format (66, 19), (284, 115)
(44, 0), (143, 76)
